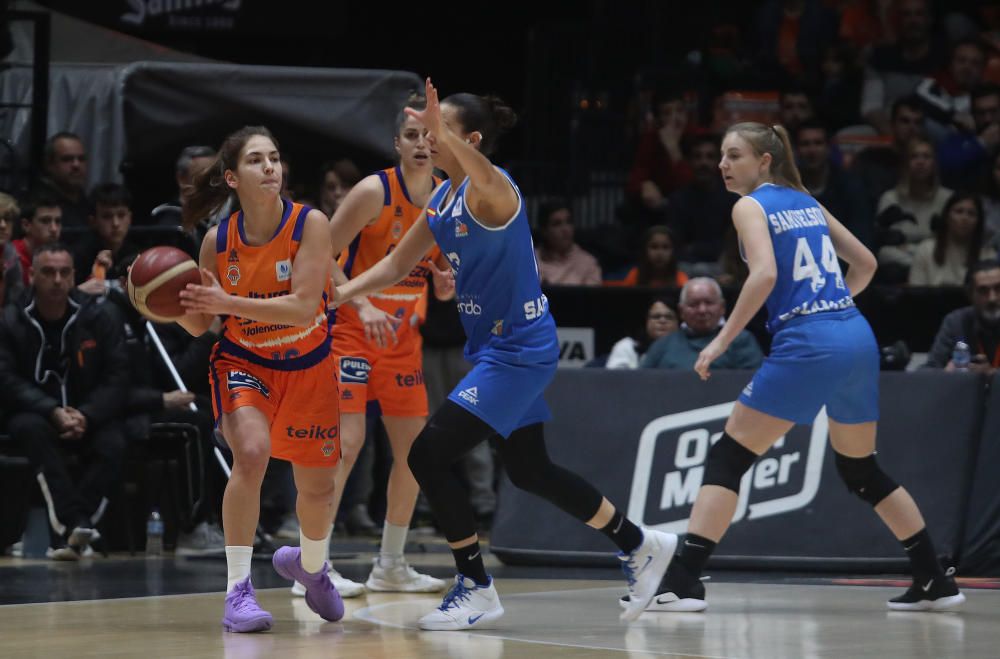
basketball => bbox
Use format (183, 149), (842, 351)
(127, 246), (201, 321)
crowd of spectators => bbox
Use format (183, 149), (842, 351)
(3, 0), (1000, 560)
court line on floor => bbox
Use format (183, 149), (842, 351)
(353, 585), (735, 658)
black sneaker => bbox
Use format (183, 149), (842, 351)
(888, 567), (966, 611)
(619, 560), (708, 612)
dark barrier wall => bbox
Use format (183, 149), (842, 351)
(961, 372), (1000, 574)
(491, 370), (985, 571)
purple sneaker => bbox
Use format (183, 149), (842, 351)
(222, 577), (273, 633)
(272, 546), (345, 622)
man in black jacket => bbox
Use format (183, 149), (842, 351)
(0, 243), (128, 559)
(925, 259), (1000, 372)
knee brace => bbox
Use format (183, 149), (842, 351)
(834, 452), (899, 506)
(702, 433), (758, 494)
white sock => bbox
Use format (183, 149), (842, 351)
(379, 522), (408, 563)
(225, 545), (253, 593)
(300, 529), (330, 574)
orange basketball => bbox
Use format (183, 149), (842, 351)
(127, 246), (201, 321)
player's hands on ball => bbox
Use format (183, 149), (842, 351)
(695, 338), (726, 381)
(358, 300), (400, 349)
(179, 268), (232, 315)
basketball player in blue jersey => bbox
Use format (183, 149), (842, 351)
(621, 122), (965, 614)
(335, 78), (673, 629)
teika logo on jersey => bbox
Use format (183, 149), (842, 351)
(285, 424), (338, 440)
(339, 357), (371, 384)
(627, 403), (827, 533)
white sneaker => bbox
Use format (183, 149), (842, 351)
(619, 529), (678, 622)
(418, 575), (504, 631)
(365, 556), (447, 593)
(291, 567), (365, 598)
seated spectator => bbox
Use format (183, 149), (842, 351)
(981, 149), (1000, 242)
(909, 192), (996, 286)
(318, 158), (361, 218)
(717, 225), (749, 288)
(795, 119), (874, 247)
(668, 134), (739, 272)
(534, 200), (602, 286)
(860, 0), (947, 134)
(73, 184), (142, 296)
(818, 42), (864, 130)
(751, 0), (838, 87)
(12, 192), (62, 286)
(606, 298), (679, 369)
(876, 136), (953, 278)
(623, 89), (693, 235)
(32, 132), (90, 227)
(151, 145), (223, 243)
(924, 258), (1000, 373)
(0, 243), (127, 559)
(0, 192), (24, 305)
(613, 226), (690, 288)
(641, 277), (763, 370)
(851, 95), (925, 208)
(917, 39), (987, 147)
(938, 84), (1000, 189)
(778, 87), (817, 137)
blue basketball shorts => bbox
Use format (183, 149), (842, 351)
(447, 354), (557, 438)
(738, 308), (880, 425)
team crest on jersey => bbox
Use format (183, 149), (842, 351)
(227, 371), (269, 398)
(275, 259), (292, 282)
(339, 356), (371, 384)
(394, 205), (403, 218)
(226, 264), (241, 286)
(321, 440), (338, 457)
(491, 320), (503, 336)
(455, 221), (468, 238)
(392, 220), (403, 239)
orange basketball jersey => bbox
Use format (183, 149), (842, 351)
(337, 166), (441, 327)
(215, 200), (332, 368)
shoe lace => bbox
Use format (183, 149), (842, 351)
(438, 577), (472, 611)
(231, 582), (259, 613)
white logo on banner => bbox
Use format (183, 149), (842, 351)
(627, 403), (828, 533)
(555, 326), (594, 369)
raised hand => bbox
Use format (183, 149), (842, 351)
(405, 77), (444, 139)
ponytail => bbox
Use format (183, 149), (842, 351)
(441, 92), (518, 156)
(182, 125), (278, 230)
(725, 122), (807, 193)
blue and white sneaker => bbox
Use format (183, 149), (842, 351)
(418, 574), (504, 631)
(619, 529), (677, 621)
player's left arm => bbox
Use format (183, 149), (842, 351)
(717, 198), (776, 345)
(183, 210), (332, 327)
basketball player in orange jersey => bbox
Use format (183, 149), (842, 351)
(175, 126), (345, 633)
(305, 95), (452, 595)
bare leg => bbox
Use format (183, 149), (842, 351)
(220, 407), (272, 546)
(328, 412), (366, 526)
(291, 463), (338, 541)
(381, 416), (427, 527)
(827, 419), (925, 540)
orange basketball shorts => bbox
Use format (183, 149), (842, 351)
(332, 320), (428, 417)
(209, 348), (341, 467)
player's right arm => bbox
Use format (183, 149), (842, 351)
(820, 204), (877, 297)
(176, 227), (219, 337)
(336, 214), (436, 306)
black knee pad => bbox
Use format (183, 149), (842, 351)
(702, 433), (758, 494)
(834, 452), (898, 506)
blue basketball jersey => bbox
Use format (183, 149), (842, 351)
(426, 169), (559, 365)
(746, 183), (855, 333)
